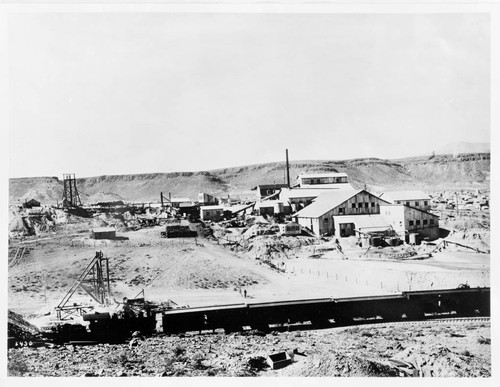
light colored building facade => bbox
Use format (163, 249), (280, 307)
(200, 205), (224, 222)
(293, 189), (390, 237)
(297, 172), (350, 188)
(379, 190), (431, 211)
(255, 200), (284, 216)
(279, 222), (302, 236)
(381, 204), (439, 241)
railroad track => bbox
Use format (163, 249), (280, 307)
(336, 316), (491, 331)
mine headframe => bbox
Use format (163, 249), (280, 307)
(62, 173), (82, 208)
(55, 251), (112, 320)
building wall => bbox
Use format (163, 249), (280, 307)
(93, 231), (116, 240)
(393, 199), (430, 211)
(200, 209), (223, 221)
(332, 192), (386, 216)
(279, 222), (302, 235)
(381, 204), (439, 241)
(296, 191), (388, 236)
(380, 205), (406, 237)
(297, 217), (321, 235)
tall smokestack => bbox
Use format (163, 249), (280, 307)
(286, 149), (290, 188)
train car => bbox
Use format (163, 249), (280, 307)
(246, 298), (334, 329)
(162, 303), (248, 333)
(331, 294), (408, 323)
(161, 287), (490, 334)
(402, 287), (490, 318)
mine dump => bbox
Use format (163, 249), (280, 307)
(8, 155), (491, 377)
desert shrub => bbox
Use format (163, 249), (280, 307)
(104, 348), (130, 368)
(173, 344), (185, 358)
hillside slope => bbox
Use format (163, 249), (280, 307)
(9, 153), (490, 205)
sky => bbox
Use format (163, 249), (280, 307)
(8, 12), (490, 178)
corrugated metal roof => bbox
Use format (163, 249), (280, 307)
(294, 189), (360, 218)
(380, 190), (430, 202)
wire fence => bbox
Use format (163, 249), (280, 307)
(13, 237), (202, 249)
(284, 263), (400, 292)
(283, 261), (489, 294)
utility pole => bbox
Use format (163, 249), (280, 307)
(285, 149), (291, 188)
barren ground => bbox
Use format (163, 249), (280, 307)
(7, 215), (491, 378)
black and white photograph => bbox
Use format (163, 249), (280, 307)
(3, 0), (497, 380)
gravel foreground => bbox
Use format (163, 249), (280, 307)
(8, 320), (491, 377)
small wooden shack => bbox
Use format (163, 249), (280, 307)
(279, 222), (302, 236)
(92, 227), (116, 240)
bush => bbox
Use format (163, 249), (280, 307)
(173, 345), (186, 358)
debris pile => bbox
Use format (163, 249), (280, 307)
(8, 320), (490, 377)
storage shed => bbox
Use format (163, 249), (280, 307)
(279, 222), (302, 236)
(92, 227), (116, 240)
(200, 205), (224, 222)
(255, 200), (284, 216)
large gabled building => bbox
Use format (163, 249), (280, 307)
(293, 189), (391, 237)
(279, 172), (355, 213)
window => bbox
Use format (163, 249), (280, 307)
(358, 203), (363, 208)
(409, 220), (414, 226)
(364, 203), (369, 208)
(406, 202), (410, 206)
(352, 203), (356, 209)
(415, 201), (420, 206)
(424, 201), (428, 206)
(396, 201), (401, 204)
(416, 220), (421, 226)
(339, 207), (344, 214)
(430, 219), (435, 225)
(323, 218), (329, 224)
(371, 202), (375, 207)
(423, 219), (428, 225)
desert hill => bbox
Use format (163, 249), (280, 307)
(9, 153), (490, 205)
(435, 142), (490, 155)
